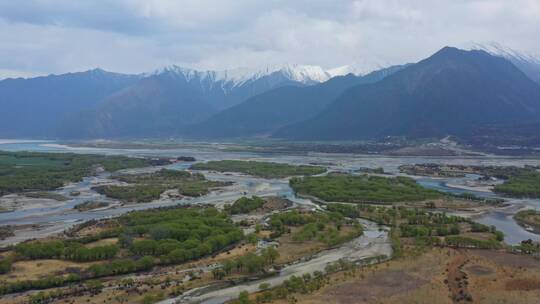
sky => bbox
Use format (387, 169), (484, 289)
(0, 0), (539, 79)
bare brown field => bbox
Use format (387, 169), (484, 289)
(2, 259), (103, 282)
(268, 248), (540, 304)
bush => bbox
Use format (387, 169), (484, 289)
(230, 196), (265, 214)
(0, 256), (13, 274)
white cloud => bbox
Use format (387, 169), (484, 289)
(0, 0), (539, 79)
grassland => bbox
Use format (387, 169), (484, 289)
(0, 151), (154, 195)
(191, 160), (326, 178)
(290, 173), (443, 203)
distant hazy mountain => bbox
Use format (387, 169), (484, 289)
(0, 69), (139, 138)
(59, 64), (348, 138)
(186, 65), (405, 139)
(468, 42), (540, 84)
(275, 47), (540, 140)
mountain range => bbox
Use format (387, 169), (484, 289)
(1, 44), (539, 143)
(275, 47), (540, 140)
(0, 64), (352, 138)
(0, 69), (139, 138)
(186, 65), (406, 138)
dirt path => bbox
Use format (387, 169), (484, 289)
(446, 250), (472, 303)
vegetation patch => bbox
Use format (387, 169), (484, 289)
(400, 163), (540, 198)
(227, 196), (265, 214)
(191, 160), (326, 178)
(514, 210), (540, 233)
(0, 206), (244, 296)
(94, 169), (228, 202)
(494, 171), (540, 198)
(269, 210), (363, 246)
(25, 191), (69, 201)
(74, 201), (109, 211)
(93, 185), (165, 203)
(0, 151), (154, 195)
(290, 174), (443, 203)
(326, 203), (503, 250)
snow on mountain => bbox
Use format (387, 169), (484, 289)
(150, 63), (382, 88)
(467, 42), (540, 64)
(464, 42), (540, 84)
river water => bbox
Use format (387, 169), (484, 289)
(1, 140), (540, 246)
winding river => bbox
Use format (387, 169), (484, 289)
(1, 140), (540, 247)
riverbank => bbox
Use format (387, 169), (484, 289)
(160, 219), (391, 304)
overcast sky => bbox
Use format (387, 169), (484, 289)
(0, 0), (539, 79)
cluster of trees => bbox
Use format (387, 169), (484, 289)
(0, 151), (152, 195)
(212, 247), (280, 279)
(268, 210), (362, 246)
(493, 170), (540, 198)
(399, 223), (460, 237)
(327, 203), (505, 248)
(191, 160), (326, 178)
(63, 243), (119, 262)
(14, 240), (119, 262)
(290, 174), (443, 203)
(117, 206), (243, 263)
(445, 236), (501, 249)
(93, 185), (166, 203)
(0, 256), (13, 274)
(2, 206), (246, 297)
(96, 169), (226, 202)
(88, 256), (154, 277)
(228, 196), (265, 214)
(0, 273), (81, 296)
(452, 192), (504, 205)
(15, 240), (65, 259)
(327, 203), (396, 225)
(269, 210), (340, 237)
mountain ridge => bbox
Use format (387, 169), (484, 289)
(185, 65), (406, 139)
(274, 47), (540, 140)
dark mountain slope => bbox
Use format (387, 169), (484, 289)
(58, 73), (217, 138)
(58, 68), (311, 138)
(275, 47), (540, 140)
(0, 69), (138, 138)
(186, 66), (404, 138)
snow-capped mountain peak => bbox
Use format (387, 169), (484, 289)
(463, 41), (540, 84)
(466, 42), (540, 64)
(149, 63), (378, 87)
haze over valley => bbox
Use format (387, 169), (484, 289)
(1, 2), (540, 304)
